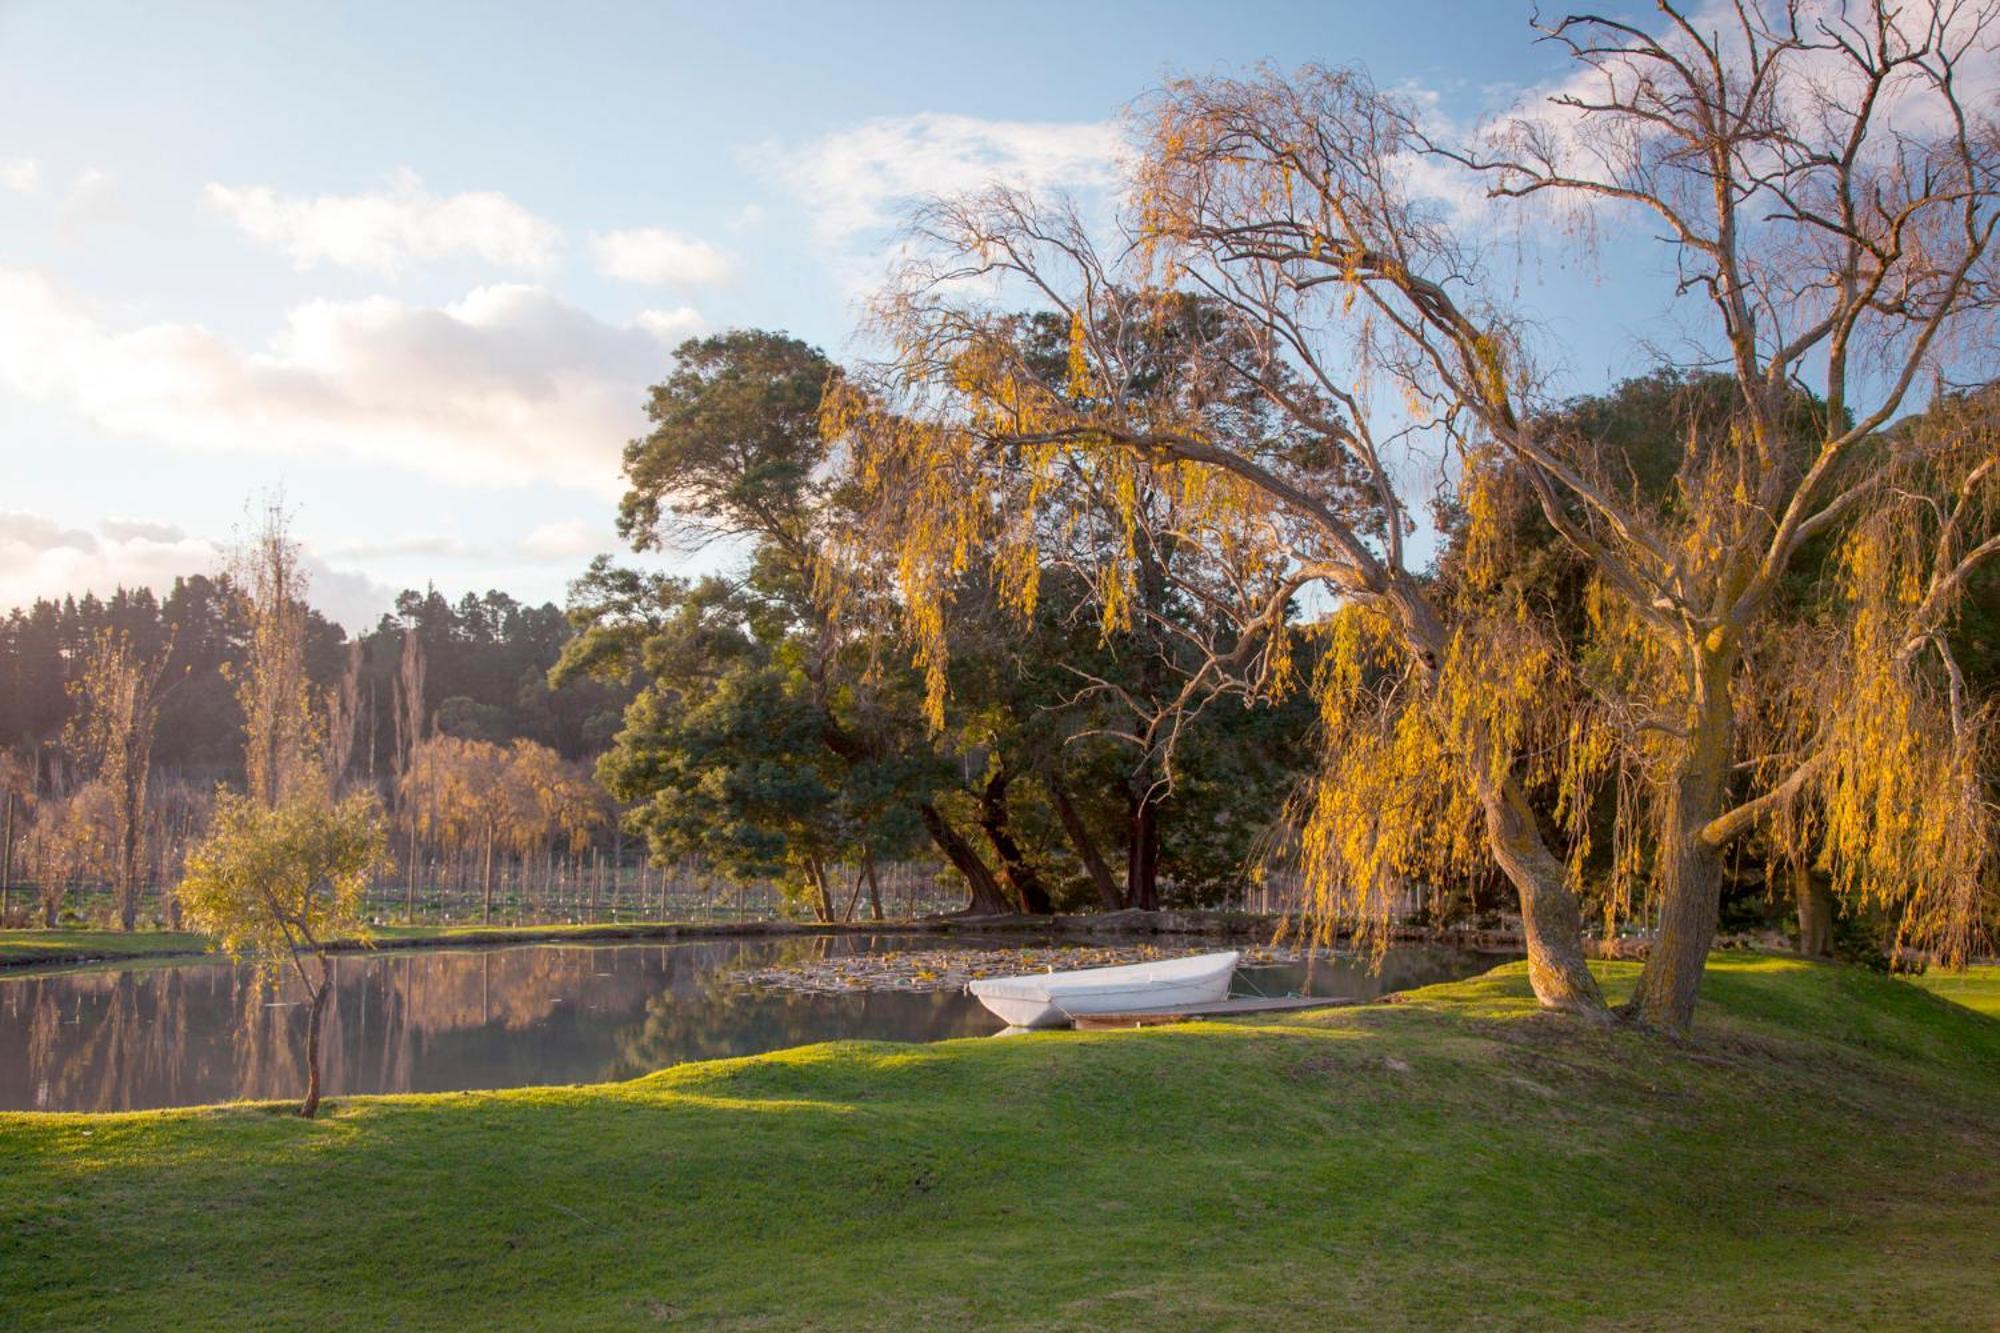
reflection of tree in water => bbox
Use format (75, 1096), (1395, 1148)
(607, 976), (996, 1080)
(0, 938), (1497, 1112)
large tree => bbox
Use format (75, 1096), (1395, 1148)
(841, 5), (2000, 1029)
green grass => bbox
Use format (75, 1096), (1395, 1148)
(0, 928), (214, 967)
(1907, 962), (2000, 1018)
(2, 954), (1996, 1329)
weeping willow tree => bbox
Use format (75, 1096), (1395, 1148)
(834, 4), (2000, 1031)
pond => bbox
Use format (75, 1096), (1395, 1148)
(0, 936), (1506, 1112)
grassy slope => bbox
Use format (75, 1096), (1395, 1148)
(2, 956), (1996, 1329)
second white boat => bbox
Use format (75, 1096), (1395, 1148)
(966, 950), (1241, 1028)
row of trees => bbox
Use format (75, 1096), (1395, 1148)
(0, 554), (633, 927)
(0, 579), (626, 784)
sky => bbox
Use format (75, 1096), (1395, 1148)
(0, 1), (1669, 627)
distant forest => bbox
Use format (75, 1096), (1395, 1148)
(0, 579), (631, 790)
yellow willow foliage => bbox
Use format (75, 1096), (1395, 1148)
(824, 329), (1279, 730)
(1065, 310), (1092, 398)
(1819, 517), (1995, 965)
(1290, 600), (1606, 957)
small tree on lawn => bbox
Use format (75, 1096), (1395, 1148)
(178, 791), (385, 1117)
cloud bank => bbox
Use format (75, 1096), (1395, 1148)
(0, 268), (694, 495)
(204, 169), (564, 275)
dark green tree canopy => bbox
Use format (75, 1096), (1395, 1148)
(618, 330), (838, 560)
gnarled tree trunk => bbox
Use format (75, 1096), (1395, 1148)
(1477, 774), (1608, 1017)
(1626, 651), (1735, 1033)
(920, 803), (1011, 915)
(1397, 585), (1607, 1019)
(977, 771), (1054, 914)
(1048, 772), (1123, 910)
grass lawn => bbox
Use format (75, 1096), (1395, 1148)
(1, 954), (1996, 1328)
(1907, 962), (2000, 1019)
(0, 928), (214, 968)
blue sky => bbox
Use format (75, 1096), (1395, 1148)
(0, 1), (1645, 625)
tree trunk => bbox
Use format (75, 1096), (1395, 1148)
(2, 792), (12, 923)
(1477, 774), (1609, 1018)
(1386, 581), (1606, 1019)
(806, 853), (835, 923)
(977, 772), (1053, 914)
(299, 954), (333, 1118)
(1794, 862), (1835, 958)
(481, 825), (495, 925)
(1626, 652), (1735, 1033)
(1048, 773), (1122, 910)
(919, 802), (1012, 915)
(1125, 785), (1161, 912)
(864, 847), (884, 922)
(117, 771), (142, 932)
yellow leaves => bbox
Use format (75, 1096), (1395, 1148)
(1470, 334), (1508, 406)
(1808, 460), (2000, 967)
(399, 737), (602, 858)
(178, 790), (385, 971)
(1066, 310), (1092, 400)
(1287, 598), (1600, 958)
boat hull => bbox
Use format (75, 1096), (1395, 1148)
(967, 951), (1240, 1028)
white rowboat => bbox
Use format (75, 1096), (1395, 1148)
(966, 950), (1241, 1028)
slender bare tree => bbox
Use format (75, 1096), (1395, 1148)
(66, 630), (175, 931)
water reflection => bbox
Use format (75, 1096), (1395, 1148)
(0, 938), (1502, 1112)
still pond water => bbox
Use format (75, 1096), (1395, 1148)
(0, 937), (1503, 1112)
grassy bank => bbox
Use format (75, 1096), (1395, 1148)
(0, 921), (830, 970)
(2, 956), (1996, 1328)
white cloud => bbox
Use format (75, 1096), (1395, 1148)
(56, 167), (125, 237)
(0, 512), (392, 630)
(1, 158), (41, 194)
(518, 519), (604, 562)
(634, 305), (705, 345)
(204, 168), (562, 276)
(758, 112), (1127, 247)
(0, 268), (679, 496)
(592, 227), (735, 287)
(323, 533), (486, 562)
(0, 513), (219, 618)
(99, 518), (187, 543)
